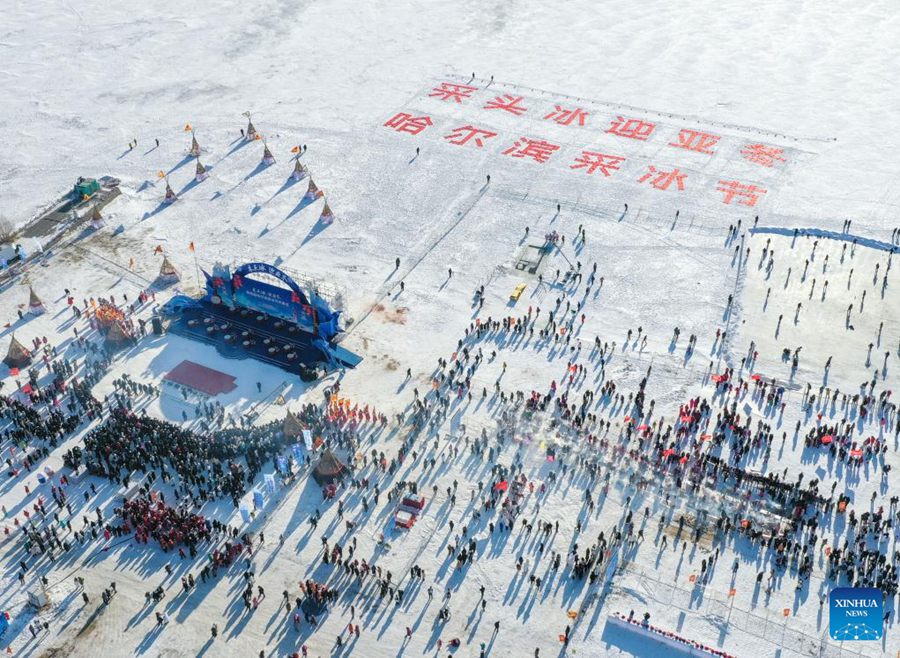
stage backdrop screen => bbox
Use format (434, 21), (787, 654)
(233, 271), (315, 332)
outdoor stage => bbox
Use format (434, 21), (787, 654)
(163, 261), (361, 378)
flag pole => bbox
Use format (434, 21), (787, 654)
(190, 242), (200, 289)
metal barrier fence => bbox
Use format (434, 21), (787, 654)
(629, 566), (868, 658)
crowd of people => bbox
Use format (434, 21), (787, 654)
(0, 222), (898, 657)
(117, 495), (211, 552)
(67, 409), (291, 507)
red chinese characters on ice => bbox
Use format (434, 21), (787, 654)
(383, 113), (434, 136)
(570, 151), (625, 177)
(428, 82), (479, 104)
(741, 144), (787, 167)
(606, 116), (655, 141)
(502, 137), (560, 164)
(638, 165), (687, 191)
(716, 180), (767, 207)
(544, 105), (589, 127)
(484, 95), (528, 116)
(669, 129), (720, 154)
(444, 125), (498, 148)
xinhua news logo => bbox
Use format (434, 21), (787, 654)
(829, 587), (883, 641)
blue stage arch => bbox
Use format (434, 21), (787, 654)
(232, 262), (310, 306)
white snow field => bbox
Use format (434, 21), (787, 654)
(0, 1), (899, 657)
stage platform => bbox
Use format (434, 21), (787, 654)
(167, 301), (358, 376)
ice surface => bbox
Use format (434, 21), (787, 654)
(0, 1), (898, 657)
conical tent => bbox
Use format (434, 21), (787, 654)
(312, 447), (347, 484)
(28, 287), (45, 315)
(3, 334), (32, 368)
(189, 134), (201, 157)
(158, 255), (180, 282)
(320, 202), (334, 225)
(104, 320), (134, 348)
(262, 144), (275, 165)
(247, 121), (257, 140)
(305, 178), (321, 200)
(164, 180), (177, 203)
(195, 159), (208, 182)
(291, 158), (307, 181)
(91, 204), (104, 229)
(282, 409), (304, 438)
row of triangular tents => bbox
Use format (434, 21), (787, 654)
(159, 121), (335, 224)
(2, 292), (43, 370)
